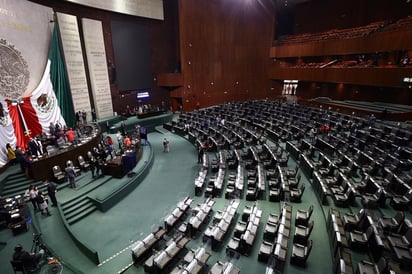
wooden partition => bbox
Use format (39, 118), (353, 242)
(271, 28), (412, 58)
(177, 0), (275, 111)
(29, 130), (101, 181)
(268, 67), (412, 88)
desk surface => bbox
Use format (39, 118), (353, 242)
(29, 133), (100, 181)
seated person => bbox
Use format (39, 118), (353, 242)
(12, 244), (43, 270)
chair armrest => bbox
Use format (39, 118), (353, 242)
(359, 259), (374, 266)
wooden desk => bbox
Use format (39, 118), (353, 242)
(29, 133), (100, 181)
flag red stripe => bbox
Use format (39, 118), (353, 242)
(6, 98), (43, 151)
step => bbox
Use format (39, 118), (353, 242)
(6, 172), (27, 180)
(3, 176), (33, 186)
(1, 183), (47, 199)
(2, 179), (37, 191)
(64, 200), (94, 220)
(61, 195), (90, 210)
(67, 206), (97, 225)
(60, 176), (112, 208)
(62, 198), (91, 216)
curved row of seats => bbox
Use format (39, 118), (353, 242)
(162, 100), (411, 272)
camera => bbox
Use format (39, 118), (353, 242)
(31, 233), (50, 255)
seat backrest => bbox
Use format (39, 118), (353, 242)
(394, 211), (405, 224)
(365, 226), (375, 239)
(405, 228), (412, 243)
(376, 257), (388, 273)
(305, 240), (313, 261)
(308, 205), (314, 218)
(357, 208), (365, 219)
(78, 155), (85, 163)
(52, 165), (61, 174)
(307, 220), (314, 234)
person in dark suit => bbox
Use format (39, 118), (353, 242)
(91, 108), (97, 122)
(197, 145), (204, 163)
(14, 146), (24, 172)
(12, 244), (42, 271)
(28, 138), (40, 157)
(90, 157), (97, 178)
(44, 180), (58, 207)
(65, 163), (77, 188)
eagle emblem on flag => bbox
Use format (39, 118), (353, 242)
(0, 39), (30, 100)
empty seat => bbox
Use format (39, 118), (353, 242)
(269, 187), (281, 202)
(390, 189), (412, 211)
(278, 154), (289, 167)
(361, 188), (386, 209)
(286, 165), (299, 178)
(333, 187), (355, 207)
(258, 241), (273, 263)
(356, 257), (394, 274)
(288, 173), (302, 188)
(290, 240), (313, 267)
(293, 220), (314, 245)
(343, 209), (366, 231)
(290, 184), (305, 203)
(295, 205), (313, 227)
(52, 165), (66, 183)
(348, 226), (374, 251)
(226, 237), (240, 257)
(387, 228), (412, 250)
(78, 155), (90, 171)
(263, 221), (279, 241)
(378, 211), (405, 233)
(392, 245), (412, 270)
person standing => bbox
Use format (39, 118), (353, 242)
(44, 180), (58, 207)
(81, 110), (87, 124)
(116, 131), (123, 150)
(36, 190), (51, 216)
(90, 156), (97, 178)
(309, 127), (317, 143)
(91, 108), (97, 122)
(6, 143), (16, 165)
(14, 146), (25, 172)
(120, 120), (126, 136)
(28, 138), (41, 157)
(198, 145), (204, 163)
(28, 185), (39, 211)
(65, 163), (77, 188)
(163, 138), (170, 153)
(124, 135), (131, 148)
(75, 111), (81, 126)
(96, 156), (105, 177)
(66, 128), (75, 143)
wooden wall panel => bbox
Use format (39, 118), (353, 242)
(178, 0), (275, 111)
(294, 0), (412, 34)
(271, 28), (412, 58)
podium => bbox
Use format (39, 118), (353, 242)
(104, 151), (137, 178)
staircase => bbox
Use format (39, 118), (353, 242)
(0, 172), (44, 198)
(61, 195), (97, 225)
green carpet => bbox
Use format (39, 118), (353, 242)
(1, 126), (409, 273)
